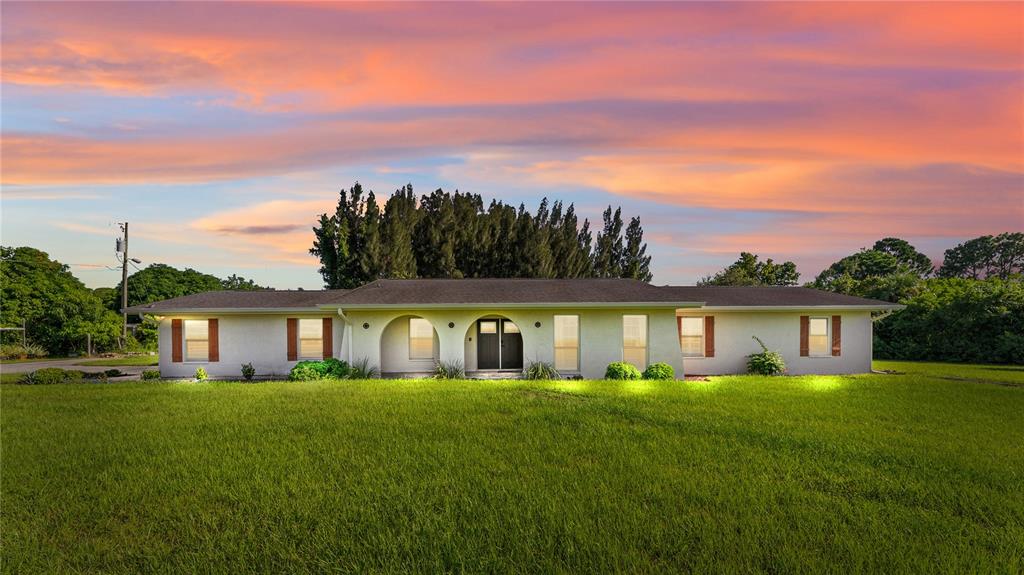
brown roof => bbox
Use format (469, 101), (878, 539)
(126, 279), (899, 312)
(324, 278), (695, 306)
(657, 286), (898, 308)
(125, 290), (348, 313)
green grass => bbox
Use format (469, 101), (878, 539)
(875, 359), (1024, 385)
(0, 356), (62, 365)
(2, 363), (1022, 573)
(75, 355), (158, 367)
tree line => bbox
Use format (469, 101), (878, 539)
(310, 183), (652, 289)
(699, 233), (1024, 364)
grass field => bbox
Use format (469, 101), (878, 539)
(2, 362), (1022, 573)
(75, 355), (158, 367)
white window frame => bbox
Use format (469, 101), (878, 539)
(808, 316), (831, 358)
(679, 316), (705, 358)
(553, 315), (580, 372)
(622, 314), (648, 369)
(298, 318), (324, 360)
(408, 317), (434, 360)
(184, 319), (209, 363)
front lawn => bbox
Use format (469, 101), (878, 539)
(75, 355), (158, 367)
(2, 363), (1021, 573)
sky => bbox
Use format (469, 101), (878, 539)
(2, 1), (1022, 289)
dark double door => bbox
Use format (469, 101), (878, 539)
(477, 319), (523, 370)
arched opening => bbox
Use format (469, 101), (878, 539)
(463, 315), (523, 373)
(379, 315), (440, 377)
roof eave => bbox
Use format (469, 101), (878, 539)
(692, 304), (905, 312)
(320, 301), (705, 310)
(125, 307), (326, 315)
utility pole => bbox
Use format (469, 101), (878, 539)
(119, 222), (129, 346)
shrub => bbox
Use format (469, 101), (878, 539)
(84, 371), (109, 383)
(349, 357), (379, 379)
(104, 369), (125, 378)
(321, 358), (351, 379)
(605, 362), (642, 380)
(240, 362), (256, 381)
(642, 362), (675, 380)
(523, 361), (559, 380)
(0, 342), (48, 360)
(19, 368), (80, 385)
(746, 336), (786, 376)
(141, 370), (161, 380)
(194, 367), (208, 381)
(433, 360), (465, 380)
(288, 359), (352, 381)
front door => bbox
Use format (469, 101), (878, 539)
(500, 320), (523, 370)
(476, 319), (523, 370)
(477, 320), (500, 370)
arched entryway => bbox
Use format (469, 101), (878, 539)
(464, 315), (523, 372)
(379, 315), (440, 376)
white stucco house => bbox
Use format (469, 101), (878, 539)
(126, 279), (901, 379)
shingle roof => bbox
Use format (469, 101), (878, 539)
(656, 286), (898, 308)
(125, 280), (899, 312)
(124, 290), (348, 313)
(323, 278), (695, 306)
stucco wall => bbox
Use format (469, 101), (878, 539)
(676, 310), (873, 375)
(379, 314), (441, 373)
(345, 307), (684, 380)
(157, 313), (344, 379)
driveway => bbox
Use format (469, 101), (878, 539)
(1, 358), (149, 377)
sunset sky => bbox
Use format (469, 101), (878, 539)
(2, 2), (1021, 289)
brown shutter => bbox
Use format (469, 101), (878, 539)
(831, 315), (841, 357)
(322, 317), (333, 359)
(704, 316), (715, 358)
(171, 319), (183, 363)
(799, 315), (809, 357)
(208, 318), (219, 362)
(287, 318), (298, 361)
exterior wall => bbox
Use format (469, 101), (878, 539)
(379, 315), (440, 374)
(677, 310), (873, 375)
(345, 307), (684, 380)
(157, 313), (344, 379)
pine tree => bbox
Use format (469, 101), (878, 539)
(621, 216), (652, 282)
(358, 190), (383, 280)
(593, 206), (624, 278)
(381, 185), (418, 278)
(309, 213), (341, 288)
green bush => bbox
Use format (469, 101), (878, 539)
(0, 342), (48, 360)
(433, 360), (465, 380)
(523, 361), (560, 380)
(19, 368), (81, 385)
(349, 357), (379, 379)
(746, 336), (786, 376)
(194, 367), (208, 381)
(605, 362), (642, 380)
(241, 362), (256, 381)
(288, 358), (352, 381)
(642, 362), (675, 380)
(104, 369), (125, 378)
(874, 277), (1024, 364)
(141, 370), (161, 380)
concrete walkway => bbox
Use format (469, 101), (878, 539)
(1, 357), (150, 376)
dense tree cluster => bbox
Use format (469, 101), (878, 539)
(104, 264), (268, 311)
(1, 246), (122, 354)
(937, 233), (1024, 280)
(698, 252), (800, 286)
(310, 183), (652, 289)
(806, 234), (1023, 364)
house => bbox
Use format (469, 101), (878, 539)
(126, 278), (901, 379)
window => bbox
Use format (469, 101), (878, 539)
(679, 317), (704, 357)
(503, 321), (520, 334)
(298, 319), (323, 359)
(409, 318), (434, 360)
(553, 315), (579, 371)
(184, 319), (208, 362)
(622, 315), (648, 368)
(809, 317), (829, 357)
(479, 321), (497, 334)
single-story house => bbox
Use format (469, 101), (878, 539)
(126, 278), (901, 379)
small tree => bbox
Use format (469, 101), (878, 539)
(746, 336), (786, 376)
